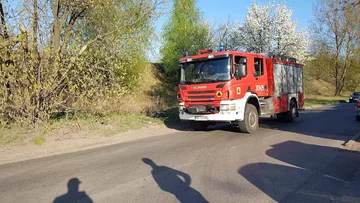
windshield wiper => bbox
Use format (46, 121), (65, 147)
(183, 81), (197, 84)
(199, 79), (221, 83)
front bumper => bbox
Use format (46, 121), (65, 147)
(179, 110), (243, 122)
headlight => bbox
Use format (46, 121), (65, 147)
(220, 104), (229, 111)
(179, 105), (184, 111)
(220, 104), (236, 111)
(350, 97), (353, 99)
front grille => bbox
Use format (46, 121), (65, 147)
(188, 96), (214, 100)
(188, 90), (216, 94)
(185, 105), (219, 114)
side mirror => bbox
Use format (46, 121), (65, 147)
(235, 64), (246, 79)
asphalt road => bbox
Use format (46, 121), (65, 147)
(1, 103), (360, 203)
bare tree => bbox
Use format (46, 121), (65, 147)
(312, 0), (360, 95)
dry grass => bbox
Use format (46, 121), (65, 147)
(303, 76), (352, 106)
(92, 64), (176, 116)
(304, 78), (335, 96)
(0, 114), (164, 147)
(304, 78), (352, 97)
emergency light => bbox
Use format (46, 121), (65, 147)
(219, 44), (225, 51)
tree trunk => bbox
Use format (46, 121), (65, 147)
(0, 0), (9, 40)
(52, 0), (60, 53)
(33, 0), (42, 121)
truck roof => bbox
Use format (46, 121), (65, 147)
(179, 50), (302, 66)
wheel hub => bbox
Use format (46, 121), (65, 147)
(291, 105), (296, 118)
(249, 112), (257, 128)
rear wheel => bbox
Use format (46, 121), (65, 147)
(238, 103), (259, 133)
(190, 121), (208, 131)
(284, 100), (298, 122)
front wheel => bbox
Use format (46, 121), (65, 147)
(238, 103), (259, 133)
(356, 116), (360, 122)
(190, 121), (208, 131)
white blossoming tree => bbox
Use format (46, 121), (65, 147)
(233, 2), (309, 63)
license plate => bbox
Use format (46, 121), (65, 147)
(195, 116), (207, 121)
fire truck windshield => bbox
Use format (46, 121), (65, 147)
(180, 57), (231, 84)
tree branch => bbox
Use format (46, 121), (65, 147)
(60, 8), (86, 54)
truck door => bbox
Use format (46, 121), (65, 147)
(233, 55), (252, 100)
(252, 57), (268, 97)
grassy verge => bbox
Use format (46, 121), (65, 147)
(304, 95), (348, 107)
(0, 113), (164, 147)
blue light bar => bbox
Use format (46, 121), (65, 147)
(219, 44), (225, 51)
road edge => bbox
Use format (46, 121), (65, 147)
(344, 131), (360, 147)
(304, 102), (345, 110)
(0, 125), (186, 165)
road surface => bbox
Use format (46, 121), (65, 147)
(0, 103), (360, 203)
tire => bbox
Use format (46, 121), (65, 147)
(284, 100), (298, 122)
(190, 121), (208, 131)
(350, 99), (353, 103)
(238, 103), (259, 133)
(356, 116), (360, 122)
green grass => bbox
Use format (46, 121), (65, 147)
(304, 95), (348, 107)
(32, 137), (45, 146)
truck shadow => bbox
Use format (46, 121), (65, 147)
(258, 103), (358, 142)
(186, 103), (358, 142)
(238, 140), (360, 202)
(162, 103), (359, 142)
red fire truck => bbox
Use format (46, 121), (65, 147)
(177, 49), (304, 133)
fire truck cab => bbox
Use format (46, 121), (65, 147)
(177, 49), (304, 133)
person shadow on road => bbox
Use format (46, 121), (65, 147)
(142, 158), (209, 203)
(53, 178), (93, 203)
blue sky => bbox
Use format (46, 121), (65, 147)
(196, 0), (315, 29)
(150, 0), (316, 61)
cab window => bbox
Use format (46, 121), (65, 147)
(254, 58), (264, 76)
(235, 56), (247, 77)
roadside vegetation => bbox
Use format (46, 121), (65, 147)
(0, 0), (359, 146)
(0, 112), (164, 147)
(304, 95), (348, 107)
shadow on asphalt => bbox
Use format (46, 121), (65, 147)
(165, 103), (360, 142)
(53, 178), (93, 203)
(142, 158), (209, 203)
(258, 103), (359, 141)
(238, 141), (360, 202)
